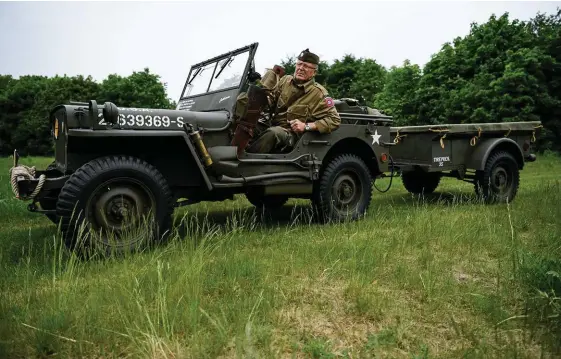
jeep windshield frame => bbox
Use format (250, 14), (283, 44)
(179, 43), (258, 101)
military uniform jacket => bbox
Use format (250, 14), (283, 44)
(269, 75), (341, 134)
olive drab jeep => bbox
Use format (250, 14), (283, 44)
(10, 42), (394, 254)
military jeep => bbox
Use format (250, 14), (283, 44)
(11, 42), (393, 253)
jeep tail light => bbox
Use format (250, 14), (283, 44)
(380, 153), (388, 163)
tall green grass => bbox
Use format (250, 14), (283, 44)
(0, 153), (559, 358)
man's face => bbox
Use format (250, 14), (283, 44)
(294, 60), (317, 81)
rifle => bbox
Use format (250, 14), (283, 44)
(230, 65), (285, 156)
(230, 83), (270, 156)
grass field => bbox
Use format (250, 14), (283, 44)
(0, 154), (560, 358)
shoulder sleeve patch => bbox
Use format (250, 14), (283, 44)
(324, 97), (334, 107)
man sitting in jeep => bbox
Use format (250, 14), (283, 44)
(244, 49), (341, 153)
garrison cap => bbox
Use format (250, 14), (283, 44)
(297, 48), (319, 65)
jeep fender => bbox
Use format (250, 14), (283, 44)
(321, 137), (382, 178)
(67, 129), (213, 190)
(466, 137), (524, 170)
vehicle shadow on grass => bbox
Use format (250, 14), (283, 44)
(0, 203), (317, 266)
(0, 191), (490, 266)
(171, 190), (491, 241)
(376, 190), (487, 208)
(172, 202), (319, 240)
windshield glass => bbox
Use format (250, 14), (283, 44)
(184, 63), (216, 97)
(182, 50), (250, 98)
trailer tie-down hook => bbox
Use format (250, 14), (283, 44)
(440, 134), (447, 149)
(531, 124), (543, 143)
(393, 129), (407, 144)
(428, 128), (449, 149)
(470, 127), (483, 146)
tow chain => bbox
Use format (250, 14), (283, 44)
(9, 165), (46, 200)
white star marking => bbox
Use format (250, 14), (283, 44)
(371, 130), (382, 145)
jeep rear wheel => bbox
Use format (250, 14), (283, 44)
(313, 154), (372, 222)
(474, 150), (520, 204)
(56, 156), (174, 255)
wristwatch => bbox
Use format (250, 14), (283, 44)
(304, 123), (311, 131)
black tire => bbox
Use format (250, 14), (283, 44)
(245, 191), (288, 210)
(56, 155), (174, 255)
(313, 154), (373, 223)
(474, 150), (520, 204)
(401, 170), (441, 195)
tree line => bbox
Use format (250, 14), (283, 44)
(281, 9), (560, 153)
(1, 9), (559, 155)
(0, 69), (176, 155)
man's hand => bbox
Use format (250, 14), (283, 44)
(290, 119), (307, 133)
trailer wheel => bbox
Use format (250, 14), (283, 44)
(474, 150), (520, 204)
(56, 155), (174, 255)
(401, 170), (441, 195)
(313, 153), (372, 223)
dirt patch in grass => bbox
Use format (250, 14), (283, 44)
(266, 273), (549, 358)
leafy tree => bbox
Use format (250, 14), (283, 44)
(374, 60), (421, 126)
(325, 54), (363, 99)
(279, 56), (296, 78)
(415, 13), (536, 125)
(0, 68), (175, 155)
(411, 10), (561, 152)
(1, 8), (560, 156)
(98, 68), (175, 109)
(349, 59), (387, 105)
(0, 75), (15, 92)
(0, 75), (50, 155)
(528, 8), (561, 151)
(24, 75), (100, 155)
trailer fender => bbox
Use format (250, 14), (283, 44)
(467, 137), (524, 171)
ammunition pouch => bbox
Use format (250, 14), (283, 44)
(230, 84), (270, 156)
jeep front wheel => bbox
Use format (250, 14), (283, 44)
(56, 156), (174, 255)
(313, 154), (373, 222)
